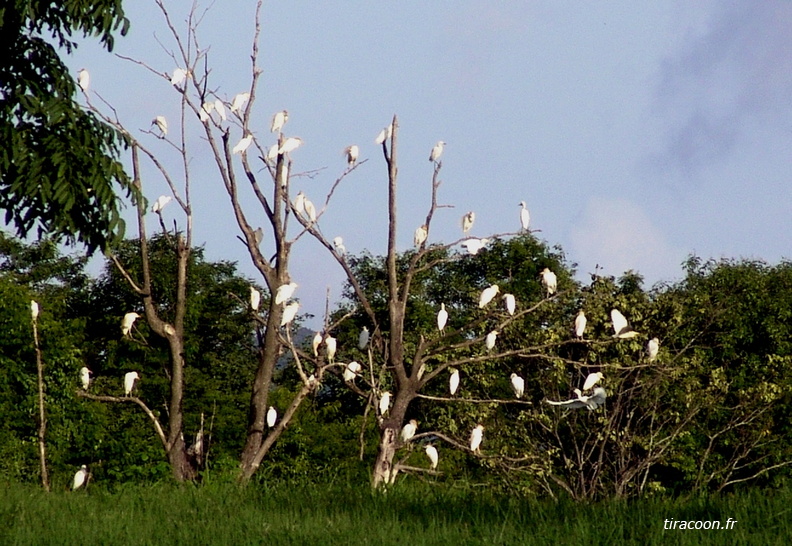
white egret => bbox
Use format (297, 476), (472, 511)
(425, 445), (439, 470)
(519, 201), (531, 231)
(478, 284), (500, 308)
(200, 101), (214, 123)
(449, 368), (460, 396)
(152, 116), (168, 136)
(510, 373), (525, 399)
(266, 406), (277, 428)
(470, 424), (484, 453)
(358, 326), (370, 350)
(121, 312), (140, 336)
(379, 391), (391, 416)
(647, 337), (660, 362)
(280, 302), (300, 326)
(124, 371), (139, 396)
(253, 227), (264, 246)
(152, 195), (172, 213)
(437, 303), (448, 332)
(461, 211), (475, 233)
(429, 140), (445, 162)
(461, 237), (490, 255)
(77, 68), (89, 92)
(582, 372), (603, 392)
(214, 99), (226, 121)
(72, 465), (88, 490)
(79, 367), (92, 390)
(546, 387), (607, 410)
(344, 145), (359, 167)
(271, 110), (289, 133)
(170, 68), (188, 86)
(485, 330), (498, 351)
(324, 335), (337, 363)
(540, 268), (557, 296)
(503, 293), (516, 316)
(230, 92), (250, 113)
(302, 197), (317, 223)
(266, 144), (279, 163)
(275, 282), (298, 305)
(343, 361), (362, 382)
(31, 300), (39, 320)
(333, 236), (346, 255)
(293, 192), (306, 215)
(233, 134), (253, 154)
(611, 309), (638, 339)
(249, 286), (261, 311)
(312, 331), (323, 357)
(279, 137), (303, 155)
(375, 124), (392, 144)
(400, 419), (418, 443)
(574, 310), (587, 339)
(414, 225), (428, 247)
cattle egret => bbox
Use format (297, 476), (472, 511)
(249, 286), (261, 311)
(302, 197), (317, 223)
(519, 201), (531, 231)
(79, 367), (92, 390)
(333, 236), (346, 255)
(72, 465), (88, 490)
(461, 238), (490, 255)
(77, 68), (89, 91)
(267, 406), (277, 428)
(375, 124), (393, 144)
(170, 68), (188, 86)
(540, 268), (557, 296)
(437, 303), (448, 333)
(124, 371), (139, 396)
(379, 391), (391, 416)
(230, 92), (250, 113)
(199, 102), (213, 122)
(547, 387), (607, 410)
(449, 368), (460, 396)
(312, 331), (323, 357)
(647, 337), (660, 362)
(429, 140), (445, 162)
(214, 99), (226, 121)
(343, 361), (362, 382)
(344, 145), (359, 167)
(293, 192), (306, 215)
(485, 330), (498, 351)
(279, 137), (303, 155)
(425, 445), (439, 470)
(461, 211), (475, 233)
(574, 310), (587, 339)
(30, 300), (39, 320)
(266, 144), (279, 162)
(479, 284), (500, 308)
(470, 425), (484, 453)
(152, 115), (168, 136)
(401, 419), (418, 443)
(275, 282), (298, 305)
(611, 309), (638, 339)
(280, 302), (299, 326)
(271, 110), (289, 133)
(503, 293), (516, 315)
(121, 312), (140, 336)
(582, 372), (603, 392)
(253, 227), (264, 246)
(510, 373), (525, 399)
(324, 335), (337, 363)
(414, 225), (428, 247)
(233, 134), (253, 154)
(152, 195), (172, 213)
(358, 326), (370, 350)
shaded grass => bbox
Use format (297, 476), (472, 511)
(1, 479), (791, 545)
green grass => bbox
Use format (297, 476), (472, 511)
(1, 479), (791, 545)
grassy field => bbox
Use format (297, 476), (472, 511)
(2, 478), (791, 545)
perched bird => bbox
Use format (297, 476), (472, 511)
(437, 303), (448, 333)
(152, 116), (168, 136)
(478, 284), (500, 308)
(275, 282), (298, 305)
(574, 310), (587, 339)
(510, 373), (525, 399)
(77, 68), (90, 92)
(230, 92), (250, 113)
(249, 286), (261, 311)
(611, 309), (638, 339)
(279, 137), (303, 155)
(124, 371), (139, 396)
(647, 337), (660, 362)
(200, 101), (214, 122)
(429, 141), (445, 162)
(72, 465), (88, 490)
(266, 406), (277, 428)
(271, 110), (289, 133)
(461, 211), (475, 233)
(121, 312), (140, 336)
(582, 372), (603, 392)
(266, 144), (279, 163)
(233, 134), (253, 154)
(343, 361), (362, 382)
(324, 335), (337, 363)
(333, 236), (347, 255)
(280, 302), (300, 326)
(503, 293), (516, 316)
(312, 331), (323, 357)
(485, 330), (498, 351)
(293, 192), (306, 215)
(470, 425), (484, 453)
(253, 227), (264, 246)
(358, 327), (370, 350)
(303, 197), (317, 223)
(519, 201), (531, 231)
(152, 195), (172, 213)
(414, 225), (428, 247)
(79, 367), (92, 390)
(540, 268), (557, 296)
(461, 238), (490, 255)
(375, 124), (393, 144)
(344, 145), (359, 167)
(379, 391), (391, 416)
(30, 300), (39, 320)
(449, 368), (460, 396)
(546, 387), (607, 410)
(425, 445), (439, 470)
(214, 99), (226, 121)
(170, 68), (188, 86)
(400, 419), (418, 443)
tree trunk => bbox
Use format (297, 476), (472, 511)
(168, 435), (196, 481)
(372, 426), (399, 488)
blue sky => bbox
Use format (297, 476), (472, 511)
(63, 1), (792, 324)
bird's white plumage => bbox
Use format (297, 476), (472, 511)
(449, 368), (460, 396)
(77, 69), (90, 91)
(279, 137), (303, 155)
(275, 282), (298, 305)
(72, 465), (88, 490)
(611, 309), (638, 338)
(582, 372), (603, 392)
(519, 201), (530, 231)
(80, 367), (92, 390)
(503, 293), (516, 316)
(379, 391), (391, 416)
(437, 303), (448, 332)
(170, 68), (188, 86)
(461, 238), (490, 255)
(429, 140), (445, 162)
(375, 124), (392, 144)
(344, 145), (359, 167)
(400, 419), (418, 443)
(293, 192), (306, 215)
(303, 197), (317, 223)
(31, 300), (39, 320)
(271, 110), (288, 133)
(414, 225), (428, 247)
(266, 144), (279, 162)
(485, 330), (498, 351)
(574, 310), (587, 339)
(121, 312), (140, 336)
(479, 284), (500, 308)
(333, 236), (346, 255)
(470, 425), (484, 452)
(358, 327), (370, 350)
(249, 286), (261, 311)
(425, 445), (438, 470)
(214, 100), (226, 121)
(153, 116), (168, 136)
(461, 211), (475, 233)
(510, 373), (525, 399)
(124, 371), (139, 396)
(312, 331), (323, 357)
(280, 302), (299, 326)
(343, 361), (362, 382)
(233, 135), (253, 154)
(230, 92), (250, 113)
(546, 387), (607, 410)
(540, 268), (557, 296)
(152, 195), (172, 213)
(266, 406), (277, 428)
(324, 335), (337, 362)
(647, 337), (659, 361)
